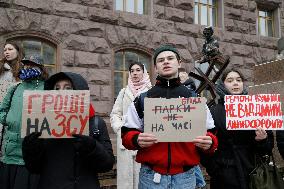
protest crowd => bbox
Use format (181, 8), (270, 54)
(0, 41), (283, 189)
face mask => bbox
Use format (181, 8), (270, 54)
(19, 68), (42, 81)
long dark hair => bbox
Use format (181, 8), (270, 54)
(0, 42), (24, 81)
(128, 61), (144, 72)
(39, 65), (49, 81)
(221, 68), (245, 82)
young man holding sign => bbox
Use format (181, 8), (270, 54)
(121, 45), (218, 189)
(22, 72), (114, 189)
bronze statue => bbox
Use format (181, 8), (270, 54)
(189, 26), (230, 107)
(201, 27), (220, 61)
(197, 26), (224, 72)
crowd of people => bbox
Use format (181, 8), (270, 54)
(0, 42), (283, 189)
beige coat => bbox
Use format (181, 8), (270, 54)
(110, 85), (151, 189)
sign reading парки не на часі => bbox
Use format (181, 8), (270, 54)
(144, 97), (207, 142)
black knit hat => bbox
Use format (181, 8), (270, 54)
(153, 45), (180, 64)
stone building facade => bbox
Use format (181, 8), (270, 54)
(248, 58), (284, 168)
(0, 0), (284, 187)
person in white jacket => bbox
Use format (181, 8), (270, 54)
(110, 61), (152, 189)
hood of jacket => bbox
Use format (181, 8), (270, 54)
(183, 78), (196, 91)
(216, 79), (248, 103)
(44, 72), (89, 90)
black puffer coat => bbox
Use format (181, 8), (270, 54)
(201, 81), (274, 189)
(276, 130), (284, 159)
(22, 72), (114, 189)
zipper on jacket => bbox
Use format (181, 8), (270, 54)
(166, 80), (171, 173)
(166, 80), (170, 98)
(167, 143), (171, 173)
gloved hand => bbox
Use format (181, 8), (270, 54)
(22, 132), (43, 155)
(72, 134), (96, 157)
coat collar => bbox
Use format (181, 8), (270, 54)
(125, 86), (135, 100)
(4, 63), (11, 70)
(155, 75), (181, 88)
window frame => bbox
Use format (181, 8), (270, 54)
(116, 0), (148, 15)
(256, 2), (281, 38)
(194, 0), (218, 27)
(14, 38), (57, 73)
(0, 32), (61, 74)
(257, 9), (275, 37)
(113, 47), (153, 100)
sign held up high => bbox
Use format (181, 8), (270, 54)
(144, 97), (207, 142)
(21, 90), (90, 138)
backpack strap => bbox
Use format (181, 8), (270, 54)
(139, 91), (148, 112)
(134, 91), (148, 120)
(90, 115), (100, 138)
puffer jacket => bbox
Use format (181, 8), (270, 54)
(276, 130), (284, 159)
(0, 79), (44, 165)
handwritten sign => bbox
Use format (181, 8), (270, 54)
(144, 97), (207, 142)
(225, 94), (283, 130)
(21, 90), (90, 138)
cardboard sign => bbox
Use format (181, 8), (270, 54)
(225, 94), (283, 130)
(21, 90), (90, 138)
(144, 97), (207, 142)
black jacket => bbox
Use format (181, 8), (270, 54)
(276, 130), (284, 159)
(134, 75), (196, 119)
(22, 72), (114, 189)
(202, 99), (274, 189)
(182, 78), (196, 91)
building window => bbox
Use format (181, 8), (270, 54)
(116, 0), (147, 14)
(114, 50), (151, 97)
(258, 10), (274, 37)
(194, 0), (217, 27)
(8, 38), (57, 75)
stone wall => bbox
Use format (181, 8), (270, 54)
(282, 0), (284, 37)
(248, 58), (284, 168)
(0, 0), (283, 187)
(0, 0), (281, 115)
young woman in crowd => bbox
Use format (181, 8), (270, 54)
(110, 61), (152, 189)
(0, 42), (23, 158)
(202, 68), (274, 189)
(0, 54), (48, 189)
(22, 72), (114, 189)
(0, 42), (23, 82)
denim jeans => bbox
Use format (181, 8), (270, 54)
(138, 165), (201, 189)
(195, 165), (206, 188)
